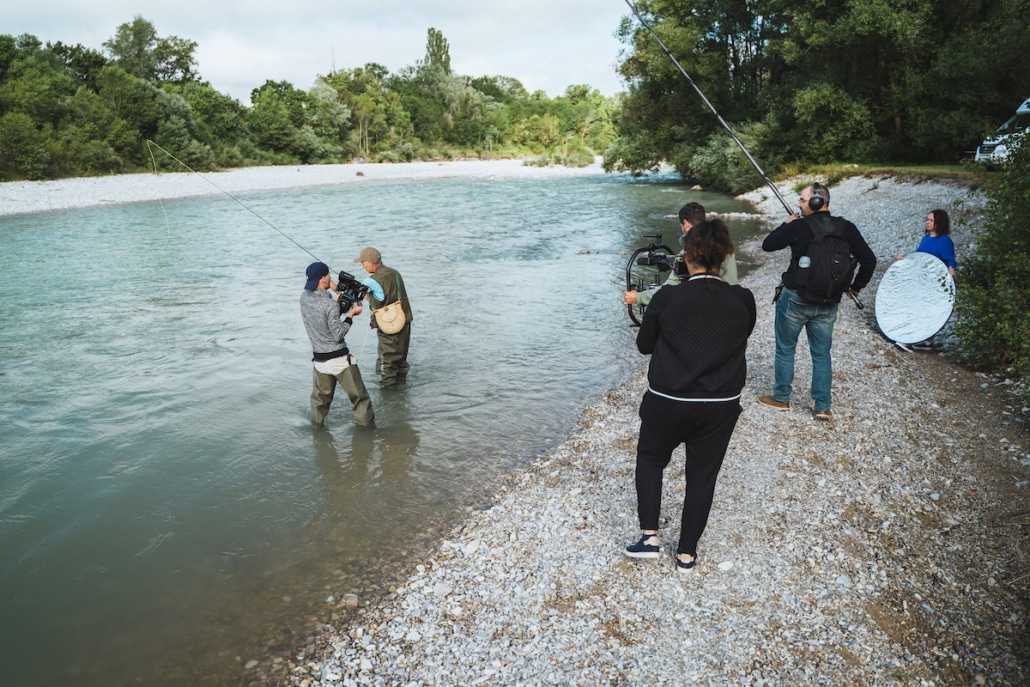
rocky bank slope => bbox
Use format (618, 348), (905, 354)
(264, 175), (1029, 687)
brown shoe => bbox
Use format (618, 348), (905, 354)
(814, 409), (832, 421)
(758, 395), (790, 410)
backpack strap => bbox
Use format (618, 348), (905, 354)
(807, 213), (837, 239)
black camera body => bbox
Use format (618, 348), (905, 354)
(335, 270), (369, 310)
(637, 252), (687, 276)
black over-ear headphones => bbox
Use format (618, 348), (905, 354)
(808, 182), (826, 212)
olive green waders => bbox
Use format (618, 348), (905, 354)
(311, 364), (374, 427)
(375, 322), (411, 389)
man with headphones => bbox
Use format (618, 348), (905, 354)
(757, 183), (876, 420)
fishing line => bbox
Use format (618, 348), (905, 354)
(621, 0), (794, 217)
(146, 143), (173, 251)
(145, 140), (381, 352)
(145, 140), (325, 265)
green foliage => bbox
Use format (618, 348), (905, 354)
(0, 23), (617, 180)
(682, 124), (766, 194)
(611, 0), (1030, 186)
(791, 85), (876, 162)
(103, 15), (159, 80)
(953, 136), (1030, 407)
(423, 28), (451, 75)
(0, 111), (50, 179)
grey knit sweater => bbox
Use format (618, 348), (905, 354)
(300, 289), (352, 360)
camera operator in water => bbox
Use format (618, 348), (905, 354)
(355, 247), (412, 390)
(624, 202), (738, 308)
(300, 261), (375, 428)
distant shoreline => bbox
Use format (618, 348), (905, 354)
(0, 159), (610, 218)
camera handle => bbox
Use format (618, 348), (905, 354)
(625, 236), (675, 327)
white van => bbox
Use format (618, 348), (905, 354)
(975, 97), (1030, 163)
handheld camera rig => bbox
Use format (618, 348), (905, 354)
(625, 234), (683, 326)
(335, 270), (369, 311)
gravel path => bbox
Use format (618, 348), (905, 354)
(263, 175), (1029, 687)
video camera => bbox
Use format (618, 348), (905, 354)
(334, 270), (369, 310)
(635, 250), (687, 276)
(625, 233), (685, 327)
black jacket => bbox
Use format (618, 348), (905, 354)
(637, 275), (756, 400)
(762, 211), (877, 294)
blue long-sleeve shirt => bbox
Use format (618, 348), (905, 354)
(915, 234), (957, 270)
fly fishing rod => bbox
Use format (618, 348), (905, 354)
(621, 0), (793, 217)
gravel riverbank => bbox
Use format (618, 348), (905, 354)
(263, 175), (1029, 687)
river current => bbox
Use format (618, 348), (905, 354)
(0, 169), (762, 685)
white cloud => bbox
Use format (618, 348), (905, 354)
(8, 1), (629, 103)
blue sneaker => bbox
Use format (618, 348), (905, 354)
(676, 549), (697, 572)
(624, 533), (661, 559)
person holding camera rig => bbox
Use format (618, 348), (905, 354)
(623, 202), (738, 308)
(624, 219), (755, 572)
(355, 247), (412, 390)
(758, 183), (876, 421)
(300, 261), (375, 428)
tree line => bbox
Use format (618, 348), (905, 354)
(0, 19), (618, 180)
(605, 0), (1030, 192)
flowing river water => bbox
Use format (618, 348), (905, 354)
(0, 169), (764, 686)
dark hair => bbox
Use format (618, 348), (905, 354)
(682, 219), (735, 272)
(930, 209), (950, 236)
(678, 201), (706, 227)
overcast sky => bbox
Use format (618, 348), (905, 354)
(7, 1), (632, 103)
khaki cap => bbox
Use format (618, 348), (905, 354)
(354, 247), (381, 263)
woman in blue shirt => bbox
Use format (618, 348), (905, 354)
(899, 209), (956, 275)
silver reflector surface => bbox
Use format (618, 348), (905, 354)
(875, 251), (955, 344)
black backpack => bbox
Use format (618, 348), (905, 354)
(793, 214), (857, 305)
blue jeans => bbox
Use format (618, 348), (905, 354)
(773, 287), (838, 411)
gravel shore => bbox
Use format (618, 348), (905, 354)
(264, 174), (1029, 687)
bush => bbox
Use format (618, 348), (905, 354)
(953, 135), (1030, 409)
(684, 124), (766, 195)
(0, 112), (51, 180)
(791, 84), (876, 163)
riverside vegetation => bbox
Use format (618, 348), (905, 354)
(0, 22), (617, 180)
(3, 0), (1029, 189)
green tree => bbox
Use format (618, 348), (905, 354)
(247, 87), (296, 153)
(154, 36), (200, 84)
(94, 65), (163, 162)
(58, 87), (126, 174)
(423, 28), (451, 75)
(103, 15), (159, 80)
(608, 0), (1030, 181)
(0, 111), (50, 179)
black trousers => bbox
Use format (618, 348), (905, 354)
(635, 392), (742, 557)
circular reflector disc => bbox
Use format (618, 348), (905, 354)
(875, 251), (955, 344)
